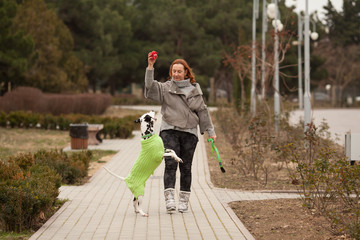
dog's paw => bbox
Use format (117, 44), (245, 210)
(164, 149), (183, 163)
(175, 157), (183, 163)
(138, 209), (149, 217)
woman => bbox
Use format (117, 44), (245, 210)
(145, 52), (216, 213)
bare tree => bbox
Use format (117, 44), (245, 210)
(315, 43), (360, 106)
(223, 27), (295, 112)
(224, 45), (252, 111)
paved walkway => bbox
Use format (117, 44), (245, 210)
(31, 106), (300, 240)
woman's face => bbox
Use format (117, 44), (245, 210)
(172, 63), (187, 81)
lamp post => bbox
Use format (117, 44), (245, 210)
(298, 15), (303, 109)
(274, 1), (281, 132)
(304, 0), (311, 131)
(267, 1), (282, 132)
(251, 0), (259, 116)
(261, 0), (267, 99)
(297, 13), (318, 110)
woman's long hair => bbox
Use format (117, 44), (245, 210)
(169, 59), (196, 84)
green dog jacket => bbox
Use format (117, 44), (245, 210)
(125, 134), (164, 198)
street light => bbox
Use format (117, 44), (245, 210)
(296, 14), (318, 110)
(304, 0), (311, 131)
(251, 0), (259, 116)
(297, 14), (304, 109)
(260, 1), (284, 101)
(261, 0), (267, 99)
(267, 0), (283, 132)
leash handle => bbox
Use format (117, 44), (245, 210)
(207, 138), (225, 173)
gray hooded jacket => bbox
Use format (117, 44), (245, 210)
(144, 68), (215, 137)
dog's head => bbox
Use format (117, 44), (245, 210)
(134, 110), (156, 124)
(135, 111), (157, 138)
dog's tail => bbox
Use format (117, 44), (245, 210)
(103, 167), (125, 181)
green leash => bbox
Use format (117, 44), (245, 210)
(208, 138), (226, 173)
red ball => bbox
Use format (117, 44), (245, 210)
(150, 51), (158, 60)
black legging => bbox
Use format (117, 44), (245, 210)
(160, 130), (198, 192)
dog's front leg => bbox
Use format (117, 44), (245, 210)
(164, 149), (183, 163)
(134, 196), (148, 217)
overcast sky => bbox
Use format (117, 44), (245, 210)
(285, 0), (343, 21)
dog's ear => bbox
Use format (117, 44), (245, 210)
(134, 118), (141, 123)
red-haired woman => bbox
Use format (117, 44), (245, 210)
(145, 52), (217, 213)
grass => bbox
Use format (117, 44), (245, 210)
(0, 231), (33, 240)
(0, 128), (69, 160)
(89, 150), (117, 163)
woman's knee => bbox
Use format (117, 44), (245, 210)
(165, 158), (178, 171)
(179, 162), (192, 174)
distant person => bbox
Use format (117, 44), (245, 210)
(144, 51), (217, 213)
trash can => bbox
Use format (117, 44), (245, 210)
(69, 123), (88, 149)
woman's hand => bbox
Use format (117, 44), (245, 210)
(147, 51), (157, 70)
(209, 135), (217, 142)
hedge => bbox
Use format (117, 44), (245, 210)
(0, 87), (112, 115)
(0, 149), (93, 232)
(0, 111), (137, 139)
(0, 161), (61, 232)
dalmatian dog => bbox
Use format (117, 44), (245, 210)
(104, 110), (182, 217)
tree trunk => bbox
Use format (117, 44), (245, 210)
(331, 85), (337, 107)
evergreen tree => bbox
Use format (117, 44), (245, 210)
(324, 0), (360, 46)
(48, 0), (133, 93)
(0, 0), (33, 95)
(13, 0), (87, 93)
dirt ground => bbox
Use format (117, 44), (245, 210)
(229, 199), (351, 240)
(205, 115), (353, 240)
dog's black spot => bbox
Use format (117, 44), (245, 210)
(144, 115), (152, 122)
(144, 130), (152, 135)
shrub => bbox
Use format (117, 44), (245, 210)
(112, 94), (159, 106)
(0, 87), (112, 115)
(56, 115), (71, 130)
(0, 160), (23, 181)
(33, 150), (91, 185)
(7, 111), (25, 128)
(6, 149), (91, 185)
(0, 148), (93, 232)
(216, 102), (360, 238)
(215, 105), (277, 184)
(277, 122), (360, 238)
(0, 161), (61, 232)
(11, 153), (35, 171)
(0, 87), (44, 113)
(0, 111), (6, 127)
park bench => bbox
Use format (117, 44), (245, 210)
(87, 124), (103, 145)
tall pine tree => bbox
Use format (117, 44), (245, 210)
(13, 0), (88, 93)
(0, 0), (33, 95)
